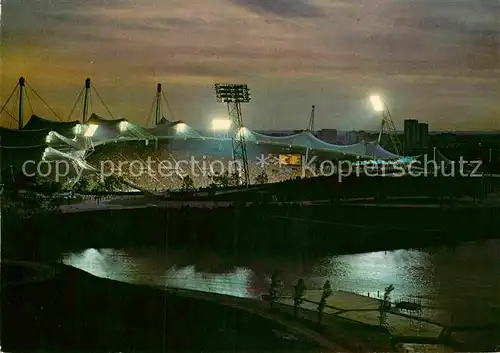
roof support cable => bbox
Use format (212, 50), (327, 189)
(24, 89), (35, 116)
(145, 95), (157, 127)
(1, 109), (17, 124)
(10, 89), (20, 122)
(162, 90), (175, 121)
(67, 87), (84, 121)
(89, 90), (94, 115)
(25, 82), (63, 121)
(91, 84), (114, 119)
(0, 83), (19, 119)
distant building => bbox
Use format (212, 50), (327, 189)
(257, 130), (296, 137)
(317, 129), (338, 144)
(404, 119), (419, 151)
(404, 119), (430, 151)
(418, 123), (429, 148)
(346, 130), (362, 144)
(364, 132), (379, 142)
(345, 130), (375, 144)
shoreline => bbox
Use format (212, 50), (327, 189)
(2, 261), (393, 352)
(4, 261), (496, 352)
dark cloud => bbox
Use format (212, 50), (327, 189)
(131, 61), (254, 80)
(392, 13), (498, 72)
(3, 0), (112, 28)
(229, 0), (323, 18)
(394, 15), (499, 37)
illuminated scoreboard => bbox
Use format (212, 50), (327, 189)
(279, 154), (302, 166)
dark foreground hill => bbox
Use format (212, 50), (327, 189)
(2, 261), (325, 352)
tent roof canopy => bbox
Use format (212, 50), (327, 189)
(157, 117), (173, 125)
(22, 115), (80, 130)
(147, 120), (202, 138)
(22, 114), (406, 160)
(0, 125), (49, 148)
(87, 113), (127, 126)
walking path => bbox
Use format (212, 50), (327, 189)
(275, 289), (499, 352)
(279, 290), (444, 338)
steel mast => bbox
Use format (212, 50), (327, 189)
(82, 78), (91, 124)
(155, 83), (162, 126)
(307, 105), (315, 131)
(18, 77), (25, 129)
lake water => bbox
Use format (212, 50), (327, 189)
(60, 240), (500, 328)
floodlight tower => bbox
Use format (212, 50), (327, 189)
(214, 83), (251, 186)
(370, 95), (403, 155)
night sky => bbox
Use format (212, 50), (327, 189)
(1, 0), (499, 131)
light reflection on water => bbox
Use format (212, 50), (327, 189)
(61, 240), (500, 325)
(62, 248), (258, 297)
(314, 249), (437, 300)
(60, 247), (438, 301)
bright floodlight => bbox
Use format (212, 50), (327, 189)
(370, 95), (385, 112)
(73, 124), (84, 135)
(236, 127), (247, 138)
(84, 124), (98, 137)
(175, 123), (187, 133)
(211, 119), (231, 131)
(119, 121), (128, 132)
(214, 84), (251, 103)
(45, 131), (54, 143)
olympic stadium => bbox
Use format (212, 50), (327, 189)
(0, 78), (420, 192)
(0, 113), (416, 190)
